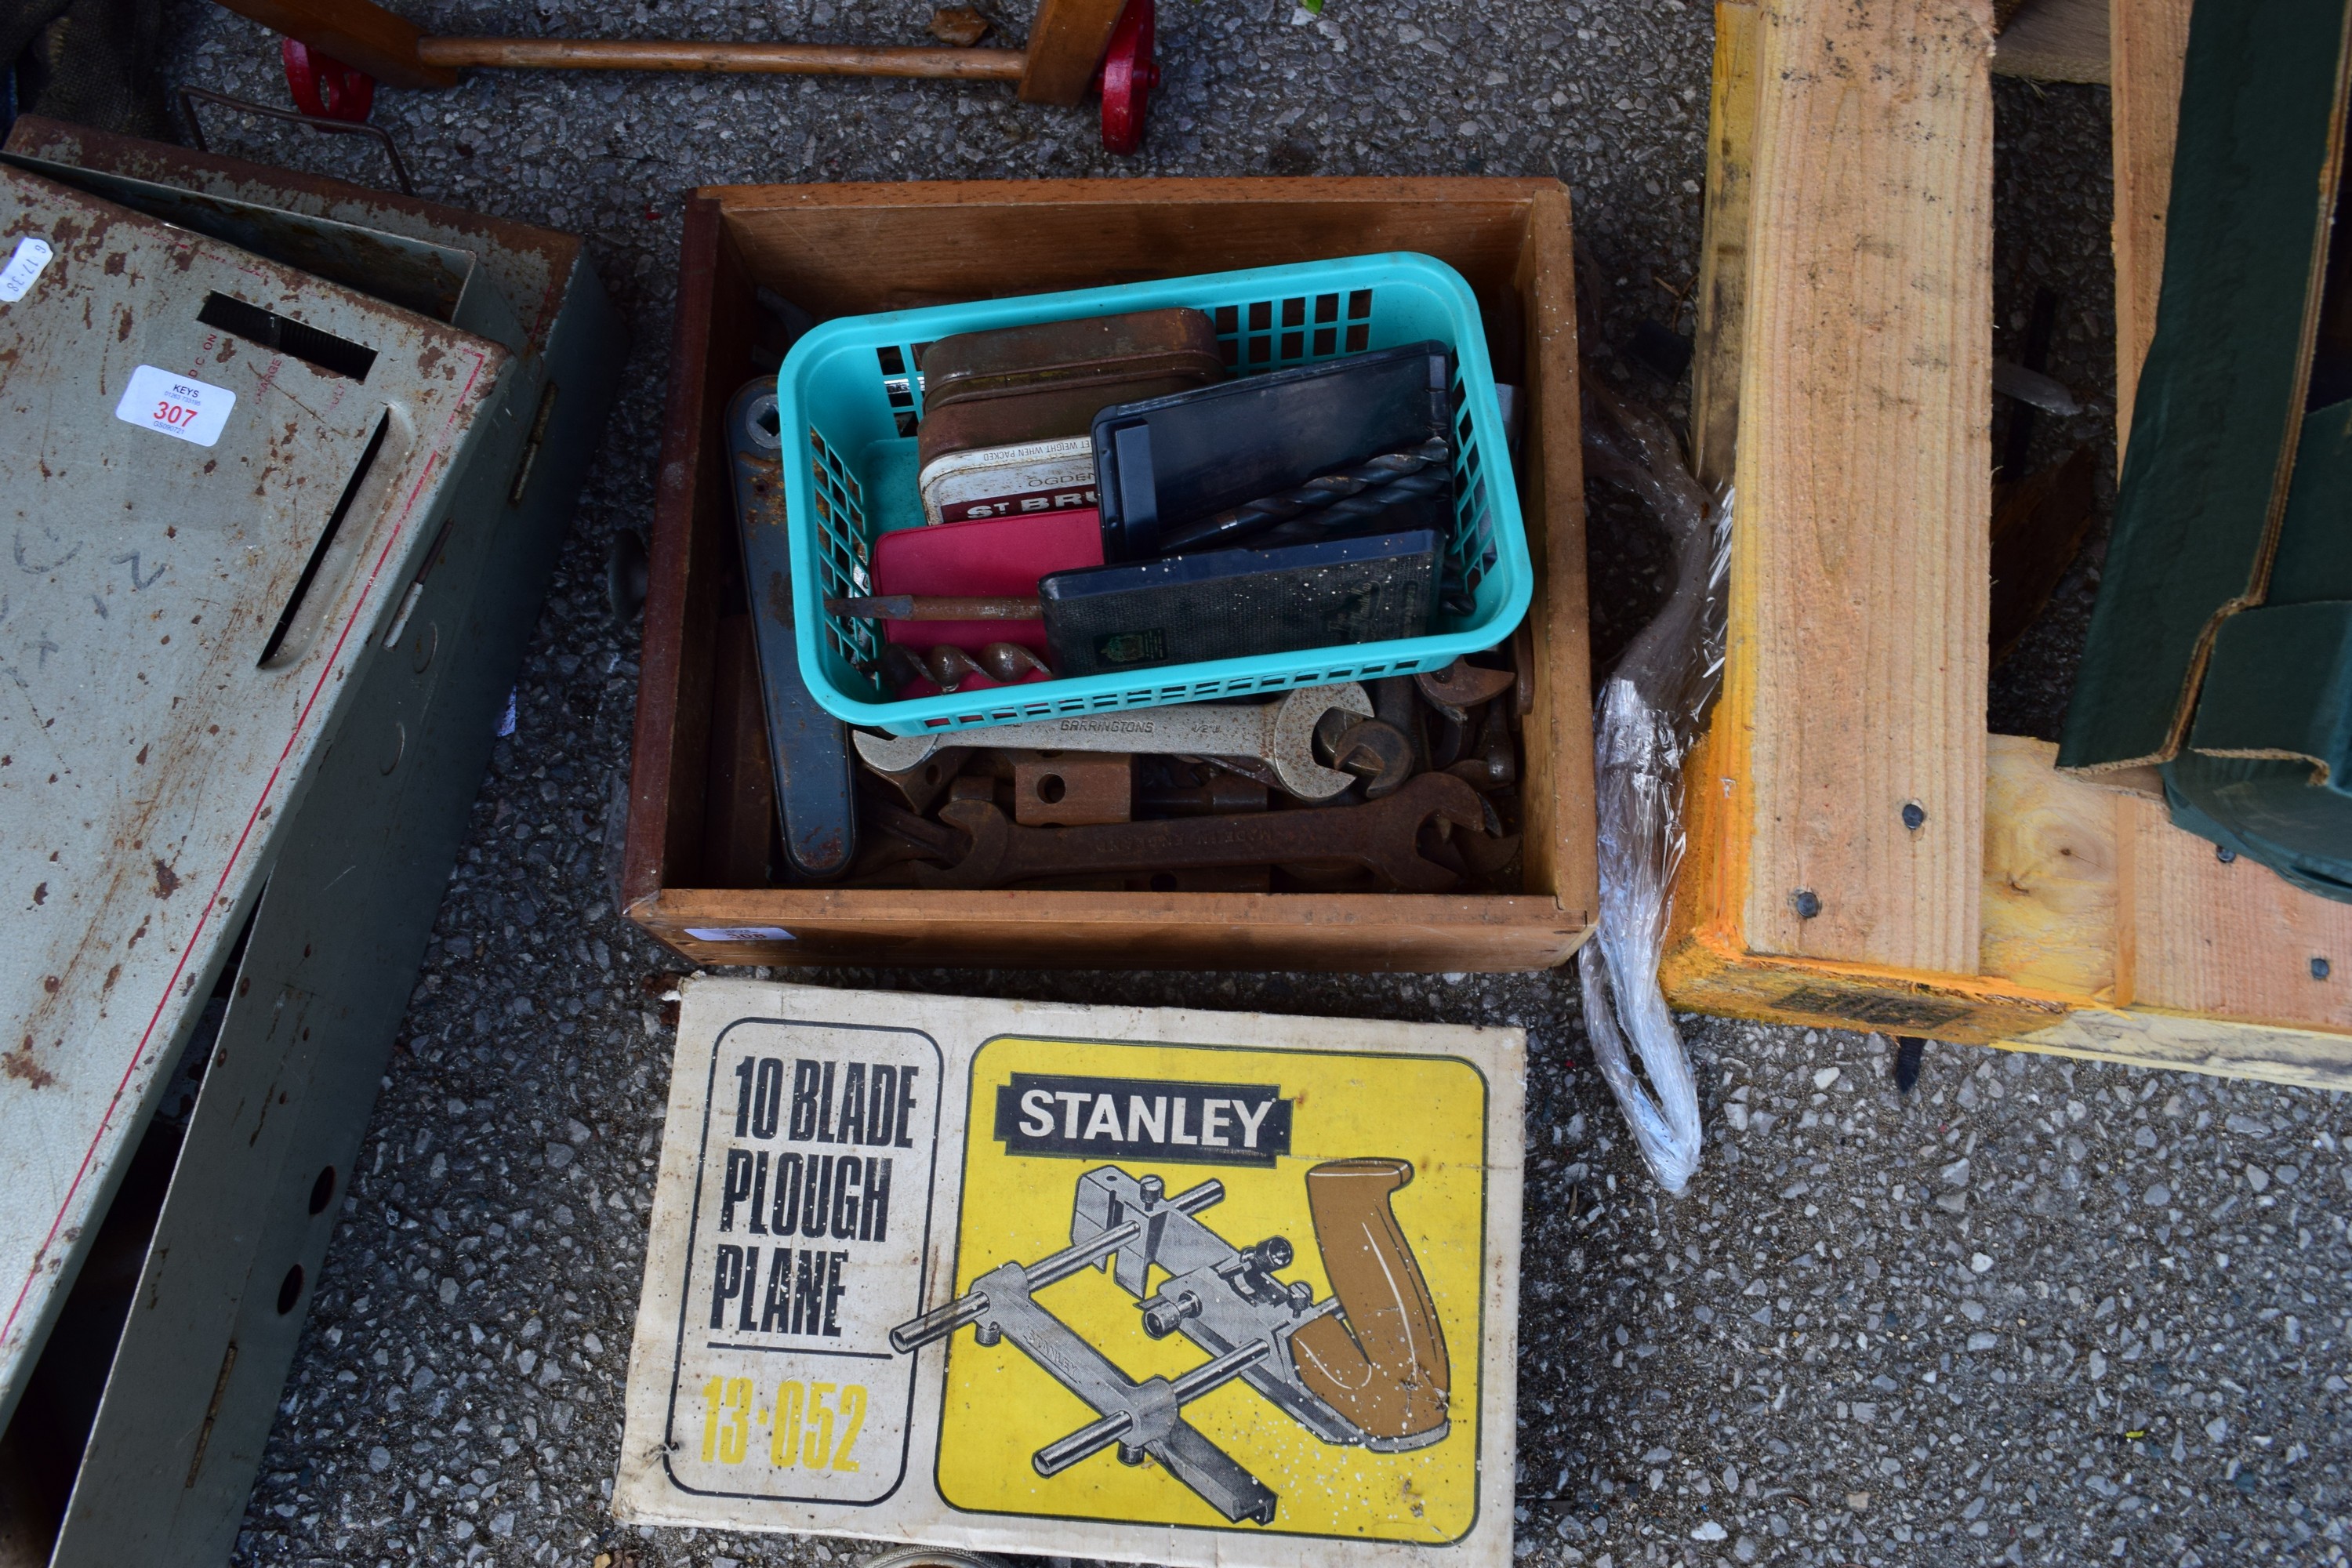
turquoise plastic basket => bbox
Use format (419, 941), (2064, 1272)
(776, 252), (1531, 737)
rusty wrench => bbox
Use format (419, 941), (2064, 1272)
(911, 771), (1488, 891)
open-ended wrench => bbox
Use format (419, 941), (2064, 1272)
(853, 684), (1373, 801)
(912, 771), (1488, 891)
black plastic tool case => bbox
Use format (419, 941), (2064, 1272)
(1092, 341), (1454, 559)
(1039, 528), (1440, 676)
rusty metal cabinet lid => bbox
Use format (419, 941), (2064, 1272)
(0, 164), (509, 1416)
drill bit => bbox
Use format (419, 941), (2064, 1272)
(828, 593), (1041, 621)
(873, 641), (1053, 693)
(1155, 438), (1455, 554)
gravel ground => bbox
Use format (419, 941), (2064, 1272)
(143, 4), (2352, 1566)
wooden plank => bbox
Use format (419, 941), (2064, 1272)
(1980, 735), (2118, 1000)
(622, 193), (734, 906)
(1017, 0), (1125, 104)
(2124, 792), (2352, 1029)
(2110, 0), (2193, 458)
(1727, 0), (1994, 972)
(707, 177), (1548, 317)
(1671, 737), (2092, 1044)
(637, 890), (1587, 972)
(1690, 0), (1759, 491)
(2000, 1009), (2352, 1092)
(1661, 4), (2352, 1087)
(1671, 727), (2352, 1058)
(1512, 183), (1599, 924)
(208, 0), (456, 88)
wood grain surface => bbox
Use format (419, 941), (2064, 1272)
(2124, 792), (2352, 1029)
(209, 0), (456, 87)
(1017, 0), (1127, 103)
(1512, 183), (1598, 924)
(1730, 0), (1994, 971)
(1979, 735), (2118, 999)
(1657, 0), (2352, 1087)
(640, 889), (1588, 971)
(706, 178), (1549, 318)
(1690, 0), (1759, 492)
(416, 37), (1027, 77)
(2110, 0), (2192, 459)
(1992, 0), (2110, 82)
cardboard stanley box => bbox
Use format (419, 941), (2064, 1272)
(615, 978), (1525, 1568)
(622, 177), (1596, 974)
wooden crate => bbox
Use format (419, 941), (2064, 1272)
(1664, 0), (2352, 1091)
(621, 178), (1596, 972)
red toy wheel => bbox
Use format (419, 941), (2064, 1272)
(1096, 0), (1156, 156)
(281, 38), (376, 122)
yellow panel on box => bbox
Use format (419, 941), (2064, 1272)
(936, 1034), (1490, 1543)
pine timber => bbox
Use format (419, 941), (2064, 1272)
(1661, 0), (2352, 1091)
(2111, 0), (2192, 458)
(1728, 0), (1993, 974)
(1690, 1), (1759, 492)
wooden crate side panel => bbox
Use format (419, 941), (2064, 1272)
(635, 891), (1586, 972)
(1664, 9), (2352, 1080)
(1731, 0), (1994, 974)
(1515, 184), (1596, 927)
(2111, 0), (2194, 456)
(705, 178), (1550, 314)
(1658, 938), (2074, 1044)
(626, 193), (729, 907)
(1667, 3), (1764, 1000)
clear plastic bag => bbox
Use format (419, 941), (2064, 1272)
(1575, 384), (1733, 1196)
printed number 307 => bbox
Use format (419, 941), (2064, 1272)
(700, 1377), (866, 1471)
(152, 400), (197, 428)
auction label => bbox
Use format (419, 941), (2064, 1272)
(662, 1018), (942, 1504)
(0, 236), (52, 303)
(115, 364), (237, 448)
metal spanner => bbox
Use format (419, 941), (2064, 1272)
(912, 771), (1488, 891)
(852, 684), (1374, 801)
(728, 377), (856, 879)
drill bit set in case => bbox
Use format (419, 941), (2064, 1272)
(616, 978), (1524, 1568)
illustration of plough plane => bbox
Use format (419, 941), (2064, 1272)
(891, 1159), (1450, 1524)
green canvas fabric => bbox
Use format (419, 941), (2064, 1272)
(2160, 402), (2352, 898)
(2059, 0), (2352, 771)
